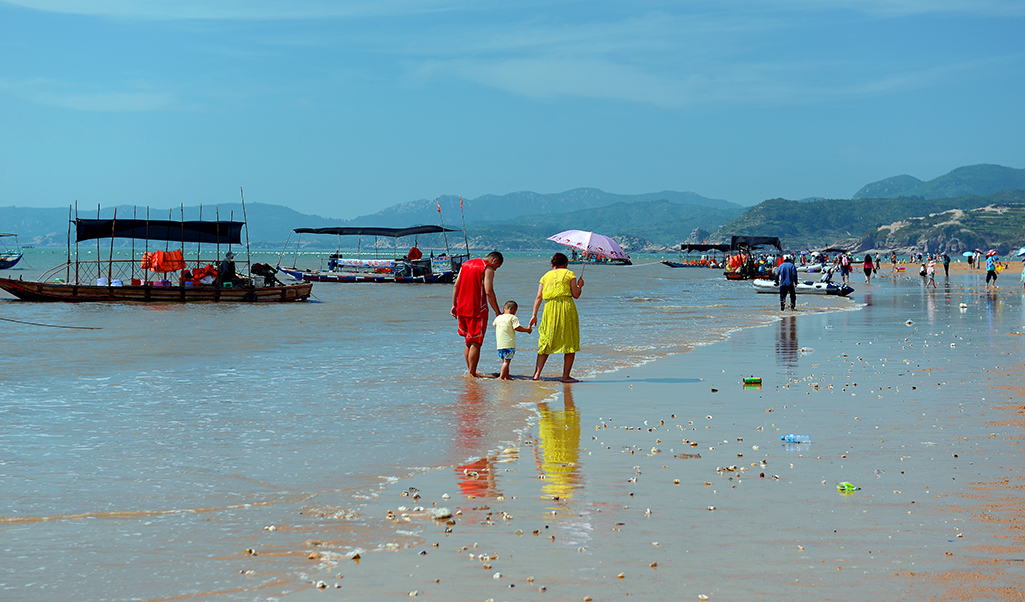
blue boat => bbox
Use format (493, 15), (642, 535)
(0, 233), (23, 269)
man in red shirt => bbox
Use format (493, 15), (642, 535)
(451, 251), (503, 377)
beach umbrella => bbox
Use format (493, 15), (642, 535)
(962, 251), (974, 257)
(1016, 246), (1025, 257)
(987, 250), (998, 257)
(546, 229), (629, 260)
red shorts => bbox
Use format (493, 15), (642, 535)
(458, 316), (487, 345)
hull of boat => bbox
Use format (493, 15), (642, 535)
(662, 260), (719, 268)
(0, 254), (22, 270)
(751, 278), (853, 296)
(0, 277), (312, 303)
(278, 266), (455, 284)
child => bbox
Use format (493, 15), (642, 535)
(926, 260), (937, 288)
(493, 300), (532, 380)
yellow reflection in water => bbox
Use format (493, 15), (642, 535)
(536, 386), (581, 500)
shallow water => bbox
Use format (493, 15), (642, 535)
(0, 249), (866, 601)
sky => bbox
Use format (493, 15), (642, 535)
(1, 0), (1023, 219)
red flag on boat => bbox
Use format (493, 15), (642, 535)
(437, 201), (441, 213)
(460, 196), (463, 210)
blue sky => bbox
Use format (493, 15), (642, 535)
(1, 1), (1023, 218)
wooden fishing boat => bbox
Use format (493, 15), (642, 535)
(0, 276), (311, 303)
(0, 205), (312, 303)
(662, 243), (727, 268)
(277, 226), (469, 284)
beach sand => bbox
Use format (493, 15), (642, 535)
(262, 275), (1024, 602)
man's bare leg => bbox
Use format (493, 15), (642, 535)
(466, 342), (482, 377)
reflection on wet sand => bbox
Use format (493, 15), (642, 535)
(775, 315), (798, 373)
(535, 386), (582, 501)
(452, 379), (501, 498)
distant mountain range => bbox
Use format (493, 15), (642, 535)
(853, 164), (1025, 200)
(2, 165), (1023, 255)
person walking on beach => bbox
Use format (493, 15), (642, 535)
(863, 254), (873, 283)
(942, 252), (951, 278)
(838, 253), (851, 285)
(493, 300), (532, 380)
(927, 259), (937, 288)
(452, 251), (503, 377)
(776, 254), (798, 311)
(530, 252), (583, 383)
(985, 253), (998, 289)
(1020, 261), (1025, 291)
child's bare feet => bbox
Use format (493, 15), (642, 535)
(561, 377), (579, 383)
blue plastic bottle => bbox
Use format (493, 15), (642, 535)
(781, 434), (811, 443)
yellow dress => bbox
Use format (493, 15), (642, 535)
(537, 268), (580, 355)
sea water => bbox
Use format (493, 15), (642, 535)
(1, 249), (865, 601)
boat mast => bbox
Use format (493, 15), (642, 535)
(132, 206), (137, 282)
(197, 204), (203, 269)
(108, 207), (116, 284)
(96, 205), (101, 281)
(436, 197), (451, 256)
(75, 202), (80, 285)
(66, 205), (71, 283)
(240, 187), (252, 277)
(144, 207), (150, 284)
(460, 195), (469, 255)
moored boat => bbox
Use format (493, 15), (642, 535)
(0, 205), (312, 303)
(277, 226), (469, 283)
(662, 243), (728, 268)
(751, 278), (853, 296)
(0, 233), (23, 269)
(723, 236), (782, 280)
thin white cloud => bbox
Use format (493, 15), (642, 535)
(0, 0), (487, 20)
(6, 0), (1023, 20)
(782, 0), (1025, 18)
(0, 77), (175, 111)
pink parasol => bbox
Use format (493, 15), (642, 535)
(546, 230), (629, 260)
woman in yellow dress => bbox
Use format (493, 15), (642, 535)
(529, 252), (584, 382)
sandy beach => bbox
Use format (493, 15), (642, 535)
(254, 273), (1025, 602)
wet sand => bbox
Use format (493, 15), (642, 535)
(269, 274), (1025, 601)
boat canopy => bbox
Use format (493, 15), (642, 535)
(682, 243), (730, 253)
(0, 233), (17, 237)
(75, 219), (244, 244)
(293, 225), (457, 238)
(818, 247), (847, 253)
(730, 235), (782, 252)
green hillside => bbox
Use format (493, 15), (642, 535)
(853, 164), (1025, 200)
(858, 201), (1025, 256)
(713, 190), (1025, 250)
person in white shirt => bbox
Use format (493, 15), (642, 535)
(493, 300), (532, 380)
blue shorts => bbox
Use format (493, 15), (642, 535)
(498, 348), (515, 360)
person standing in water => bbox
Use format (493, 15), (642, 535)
(452, 251), (503, 377)
(530, 252), (584, 383)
